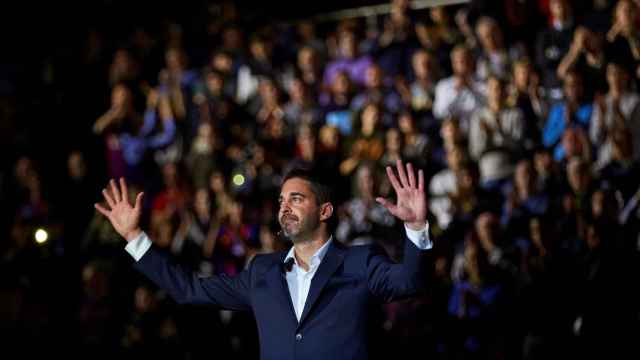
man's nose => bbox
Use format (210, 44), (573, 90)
(280, 200), (292, 213)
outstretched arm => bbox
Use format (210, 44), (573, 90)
(368, 160), (432, 302)
(94, 179), (252, 310)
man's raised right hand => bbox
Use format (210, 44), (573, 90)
(95, 178), (144, 242)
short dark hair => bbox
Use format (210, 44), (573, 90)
(281, 167), (334, 205)
(281, 166), (337, 232)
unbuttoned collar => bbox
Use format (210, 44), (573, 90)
(284, 236), (333, 271)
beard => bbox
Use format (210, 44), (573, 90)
(279, 210), (320, 243)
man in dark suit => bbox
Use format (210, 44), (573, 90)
(95, 160), (432, 360)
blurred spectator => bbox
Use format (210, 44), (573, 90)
(108, 48), (140, 88)
(237, 35), (277, 104)
(158, 47), (199, 126)
(283, 77), (323, 128)
(448, 161), (502, 230)
(599, 127), (640, 201)
(375, 0), (419, 78)
(336, 162), (396, 246)
(556, 157), (596, 253)
(61, 151), (98, 257)
(416, 6), (464, 74)
(405, 49), (439, 133)
(542, 71), (593, 160)
(380, 127), (403, 169)
(469, 76), (526, 160)
(351, 63), (403, 123)
(321, 70), (355, 136)
(288, 46), (324, 98)
(93, 84), (138, 180)
(474, 16), (522, 82)
(557, 26), (608, 99)
(150, 162), (190, 240)
(447, 231), (506, 359)
(533, 146), (563, 195)
(590, 61), (640, 167)
(502, 159), (550, 241)
(119, 90), (177, 187)
(209, 50), (239, 99)
(606, 0), (640, 80)
(295, 21), (327, 63)
(323, 29), (374, 87)
(433, 45), (485, 132)
(340, 103), (385, 175)
(508, 58), (546, 141)
(430, 144), (468, 230)
(536, 0), (577, 100)
(186, 121), (220, 190)
(397, 111), (430, 169)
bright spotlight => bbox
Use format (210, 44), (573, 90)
(35, 228), (49, 244)
(232, 174), (245, 186)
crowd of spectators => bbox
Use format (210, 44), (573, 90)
(2, 0), (640, 359)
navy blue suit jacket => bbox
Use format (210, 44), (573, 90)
(133, 235), (429, 360)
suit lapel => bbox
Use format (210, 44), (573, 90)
(297, 241), (345, 327)
(265, 253), (299, 327)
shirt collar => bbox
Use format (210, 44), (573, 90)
(284, 236), (333, 270)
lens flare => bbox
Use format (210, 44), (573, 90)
(232, 174), (245, 186)
(35, 228), (49, 244)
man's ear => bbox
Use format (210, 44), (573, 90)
(319, 202), (334, 221)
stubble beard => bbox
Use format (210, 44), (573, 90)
(279, 211), (320, 244)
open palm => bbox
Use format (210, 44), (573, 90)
(95, 178), (144, 241)
(376, 160), (427, 231)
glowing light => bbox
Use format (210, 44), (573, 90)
(35, 228), (49, 244)
(232, 174), (245, 186)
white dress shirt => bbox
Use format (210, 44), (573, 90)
(433, 76), (486, 133)
(589, 93), (640, 169)
(125, 223), (433, 322)
(283, 237), (333, 321)
(468, 106), (525, 160)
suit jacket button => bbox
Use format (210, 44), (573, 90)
(296, 333), (302, 341)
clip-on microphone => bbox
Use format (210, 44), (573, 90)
(277, 229), (295, 272)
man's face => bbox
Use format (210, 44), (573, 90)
(616, 0), (635, 29)
(477, 22), (500, 51)
(278, 178), (321, 242)
(365, 65), (383, 88)
(298, 47), (316, 70)
(567, 160), (588, 192)
(441, 119), (461, 144)
(339, 33), (356, 59)
(412, 51), (430, 79)
(332, 72), (350, 94)
(563, 74), (583, 103)
(111, 84), (131, 108)
(165, 49), (182, 70)
(206, 73), (223, 94)
(550, 0), (569, 22)
(451, 49), (472, 77)
(514, 63), (529, 89)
